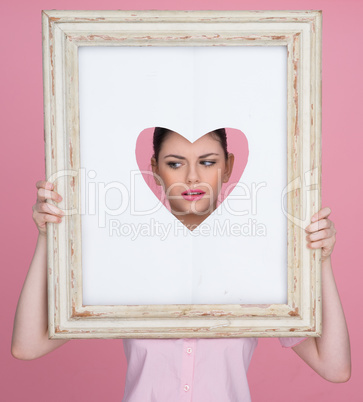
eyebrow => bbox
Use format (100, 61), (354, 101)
(163, 153), (219, 160)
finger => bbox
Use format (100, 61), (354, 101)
(307, 238), (332, 249)
(311, 207), (332, 223)
(39, 212), (63, 224)
(36, 180), (54, 191)
(35, 180), (62, 202)
(37, 187), (62, 203)
(35, 201), (65, 216)
(33, 210), (63, 224)
(305, 218), (331, 233)
(306, 227), (335, 242)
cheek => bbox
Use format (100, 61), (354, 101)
(202, 170), (220, 190)
(159, 170), (183, 192)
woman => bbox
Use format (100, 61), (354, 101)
(11, 127), (351, 401)
(150, 127), (235, 231)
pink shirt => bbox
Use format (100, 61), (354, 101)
(122, 336), (307, 401)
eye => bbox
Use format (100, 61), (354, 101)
(167, 162), (182, 169)
(201, 160), (216, 167)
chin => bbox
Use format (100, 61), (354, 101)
(171, 203), (214, 216)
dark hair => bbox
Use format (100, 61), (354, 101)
(152, 127), (228, 164)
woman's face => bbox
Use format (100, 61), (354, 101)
(151, 131), (234, 217)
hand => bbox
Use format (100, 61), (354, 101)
(305, 207), (336, 262)
(32, 180), (64, 237)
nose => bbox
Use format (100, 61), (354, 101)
(186, 164), (200, 185)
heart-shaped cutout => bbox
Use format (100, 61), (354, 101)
(135, 127), (249, 231)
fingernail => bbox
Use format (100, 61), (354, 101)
(58, 195), (63, 200)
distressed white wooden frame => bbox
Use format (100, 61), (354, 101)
(42, 10), (322, 339)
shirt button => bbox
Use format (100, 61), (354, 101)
(184, 385), (190, 392)
(187, 347), (192, 354)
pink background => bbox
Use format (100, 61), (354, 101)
(1, 1), (361, 401)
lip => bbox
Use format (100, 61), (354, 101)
(181, 189), (206, 201)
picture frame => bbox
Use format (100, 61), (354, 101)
(42, 9), (322, 339)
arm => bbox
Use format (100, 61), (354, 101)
(11, 180), (69, 360)
(291, 207), (351, 383)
